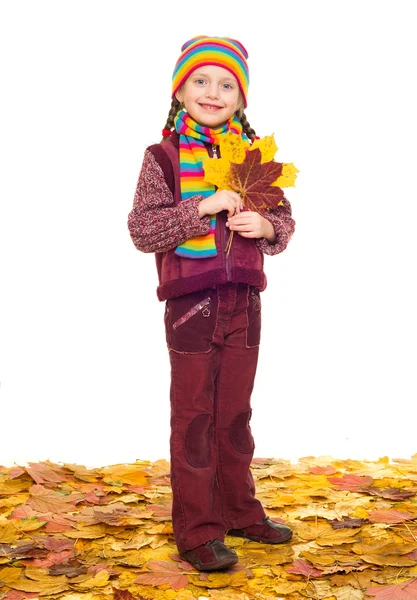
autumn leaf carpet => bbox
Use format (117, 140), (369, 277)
(1, 455), (417, 599)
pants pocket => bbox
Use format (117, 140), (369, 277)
(246, 286), (261, 348)
(165, 288), (218, 354)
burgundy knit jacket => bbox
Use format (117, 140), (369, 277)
(127, 132), (296, 301)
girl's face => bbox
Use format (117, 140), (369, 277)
(175, 65), (243, 128)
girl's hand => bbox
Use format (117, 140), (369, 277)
(226, 211), (276, 243)
(198, 190), (243, 219)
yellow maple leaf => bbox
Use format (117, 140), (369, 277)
(116, 571), (137, 587)
(361, 553), (416, 567)
(204, 132), (298, 192)
(209, 590), (253, 600)
(273, 162), (299, 188)
(12, 516), (46, 532)
(218, 131), (248, 163)
(190, 571), (232, 589)
(0, 479), (32, 495)
(290, 504), (342, 520)
(0, 521), (18, 543)
(333, 588), (366, 600)
(372, 477), (413, 489)
(129, 583), (183, 600)
(0, 566), (23, 584)
(8, 579), (69, 595)
(301, 551), (336, 567)
(7, 568), (69, 595)
(353, 505), (370, 519)
(74, 570), (109, 589)
(63, 524), (108, 539)
(61, 594), (94, 600)
(203, 157), (234, 190)
(101, 465), (150, 487)
(267, 491), (296, 507)
(0, 494), (30, 513)
(296, 521), (357, 545)
(108, 549), (144, 567)
(249, 134), (278, 163)
(353, 539), (417, 555)
(334, 496), (373, 515)
(165, 590), (195, 600)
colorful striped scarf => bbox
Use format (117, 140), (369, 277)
(174, 109), (248, 258)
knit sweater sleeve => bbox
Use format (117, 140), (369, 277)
(127, 149), (212, 253)
(255, 197), (296, 256)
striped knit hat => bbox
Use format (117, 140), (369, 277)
(172, 36), (249, 107)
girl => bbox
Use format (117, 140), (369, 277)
(128, 36), (295, 571)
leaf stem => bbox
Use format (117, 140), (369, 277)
(225, 230), (234, 257)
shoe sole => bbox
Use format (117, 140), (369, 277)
(228, 530), (293, 544)
(180, 554), (238, 572)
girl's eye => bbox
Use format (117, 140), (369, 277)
(222, 83), (233, 89)
(195, 79), (206, 85)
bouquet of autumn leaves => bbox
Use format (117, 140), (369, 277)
(203, 133), (298, 255)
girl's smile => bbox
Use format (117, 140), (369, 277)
(200, 103), (222, 111)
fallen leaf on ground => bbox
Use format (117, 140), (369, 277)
(2, 456), (417, 599)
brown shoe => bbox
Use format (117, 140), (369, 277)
(180, 538), (238, 571)
(227, 517), (293, 544)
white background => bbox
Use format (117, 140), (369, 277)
(1, 0), (416, 468)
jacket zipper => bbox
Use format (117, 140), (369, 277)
(212, 144), (232, 280)
(172, 297), (211, 330)
(225, 220), (232, 280)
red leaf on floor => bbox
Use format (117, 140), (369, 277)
(287, 559), (323, 578)
(330, 517), (369, 529)
(28, 549), (75, 568)
(3, 591), (38, 600)
(368, 509), (417, 524)
(328, 474), (374, 491)
(25, 463), (67, 485)
(113, 589), (146, 600)
(135, 560), (192, 590)
(147, 503), (172, 518)
(366, 578), (417, 598)
(309, 465), (337, 475)
(42, 537), (74, 552)
(367, 487), (416, 501)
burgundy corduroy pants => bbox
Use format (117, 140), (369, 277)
(164, 282), (266, 553)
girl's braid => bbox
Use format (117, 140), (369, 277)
(162, 98), (182, 138)
(237, 108), (257, 141)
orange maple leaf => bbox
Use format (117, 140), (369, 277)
(135, 559), (193, 590)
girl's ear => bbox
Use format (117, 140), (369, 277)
(236, 105), (244, 119)
(175, 88), (183, 103)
